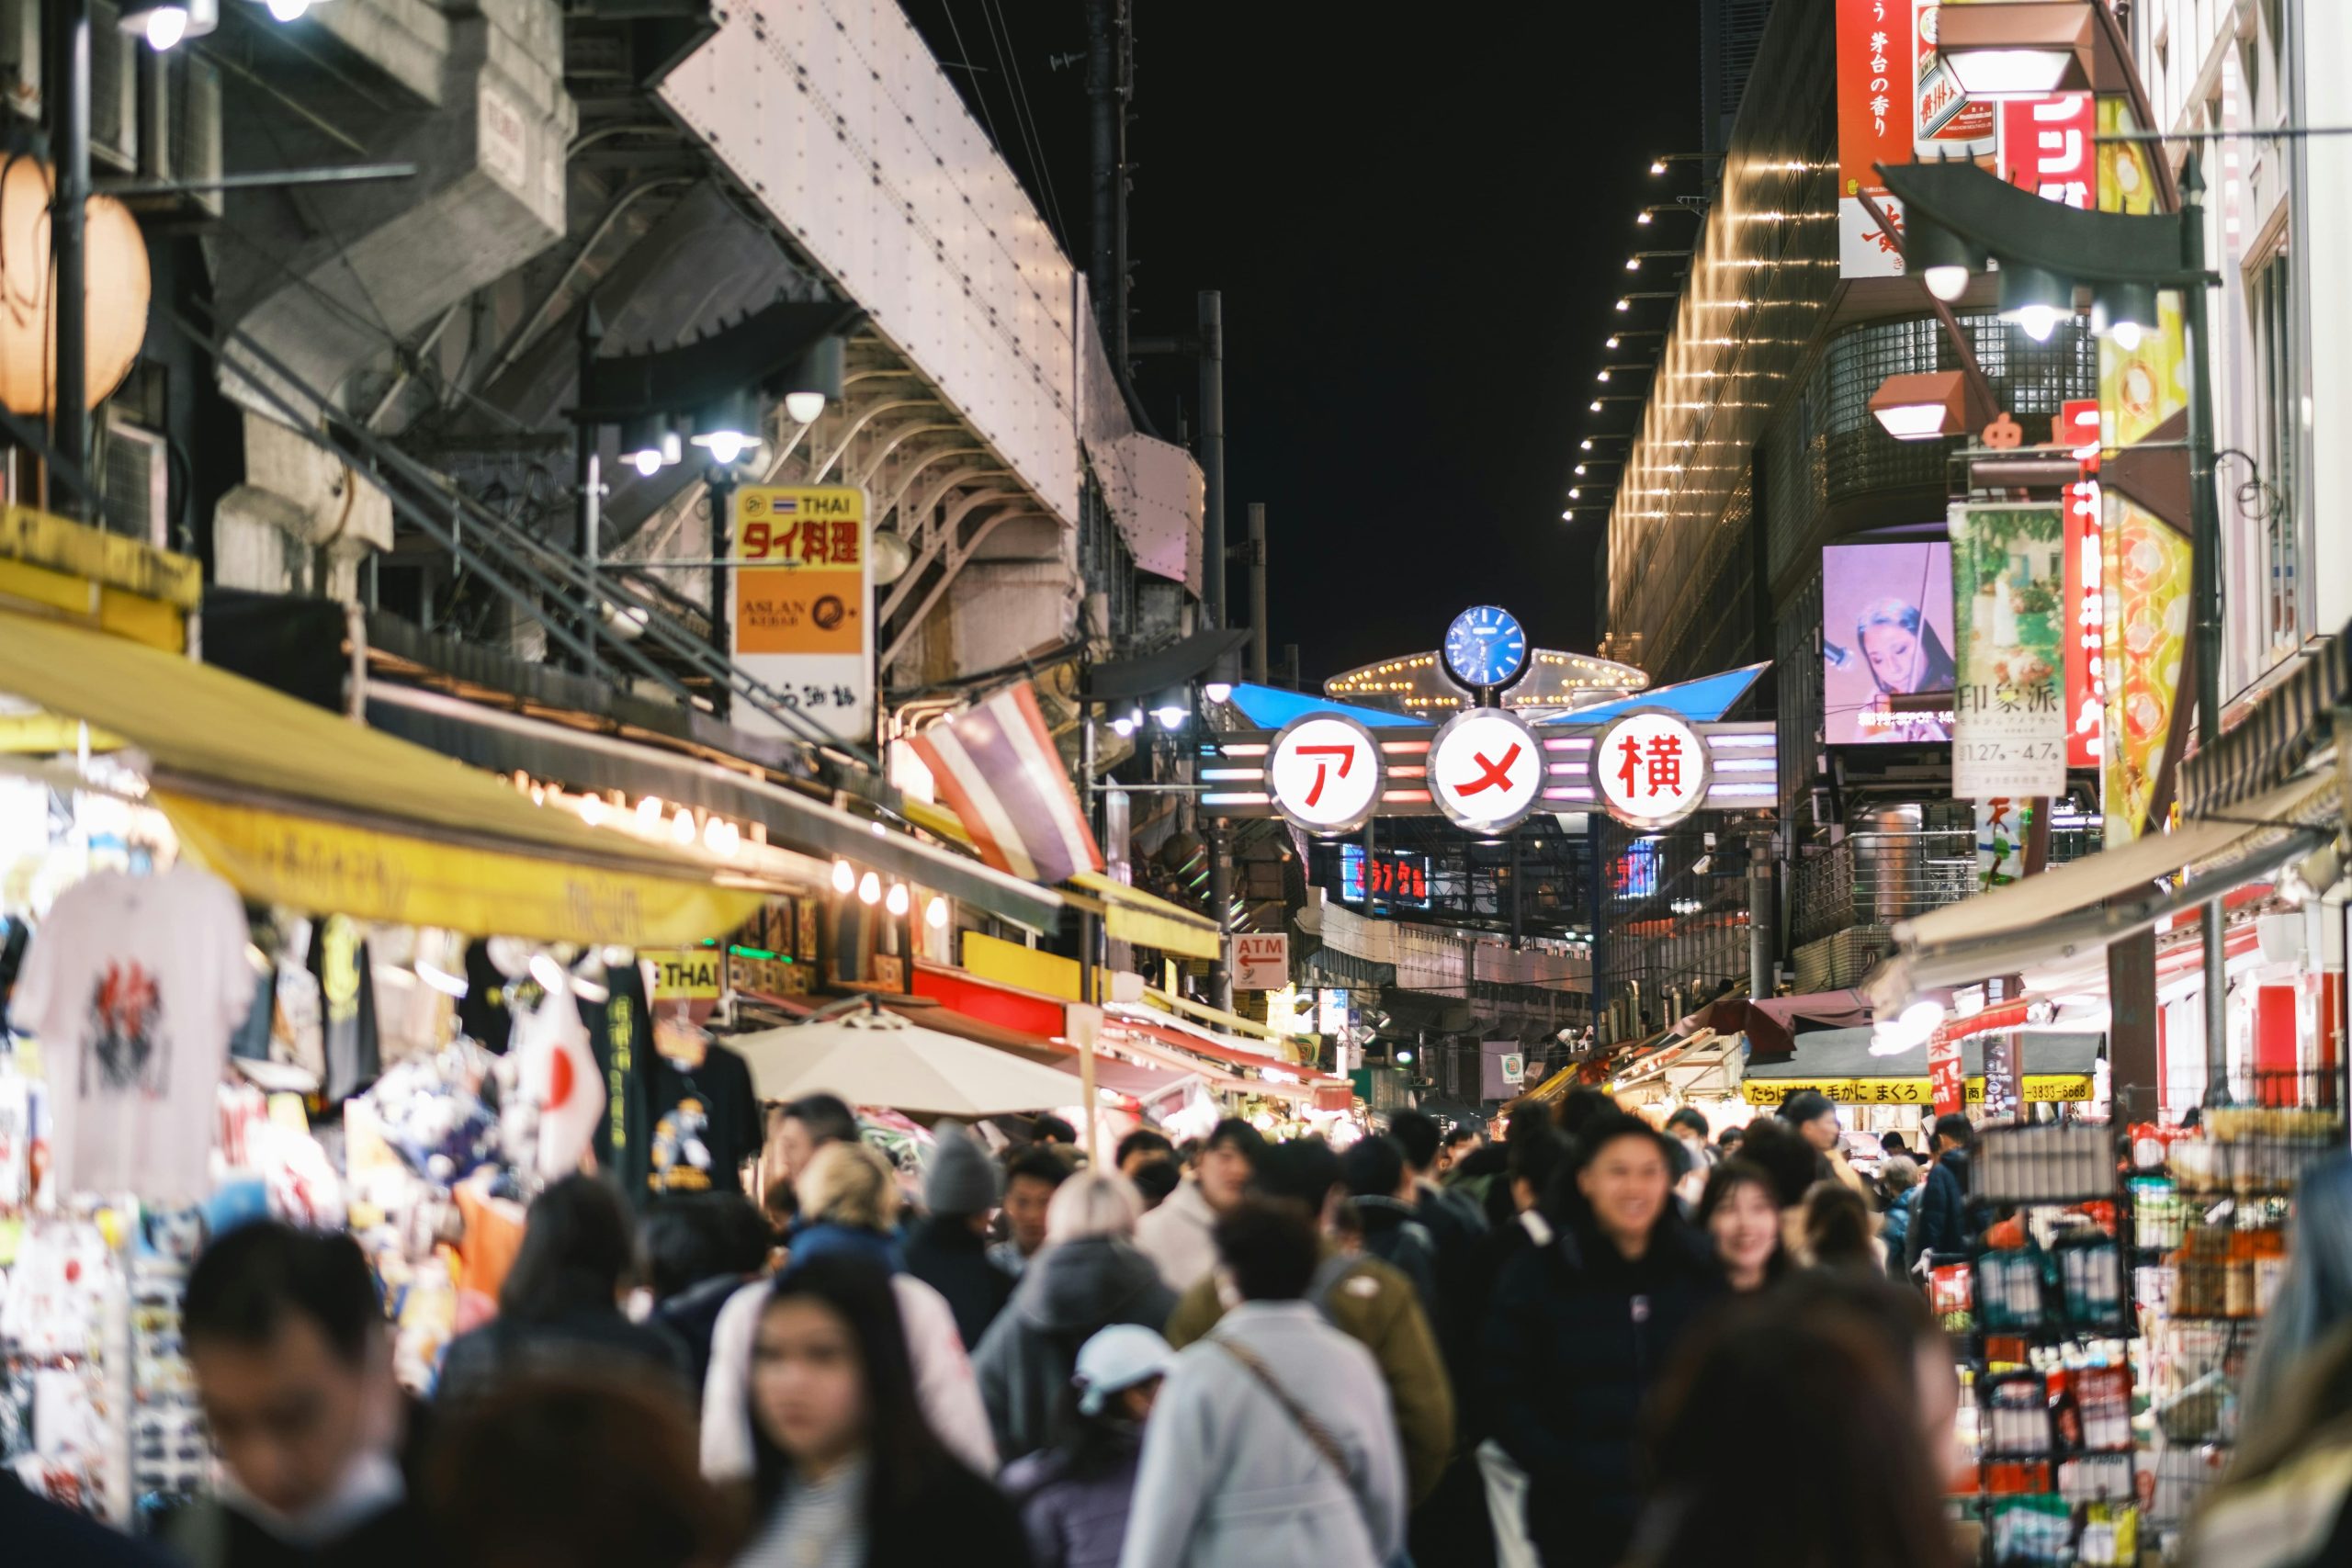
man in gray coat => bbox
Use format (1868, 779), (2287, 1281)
(1117, 1199), (1406, 1568)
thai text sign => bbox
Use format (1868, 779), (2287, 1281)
(1949, 503), (2066, 800)
(730, 486), (873, 744)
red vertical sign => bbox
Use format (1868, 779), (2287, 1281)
(1928, 1028), (1965, 1116)
(2000, 94), (2097, 209)
(2060, 399), (2105, 769)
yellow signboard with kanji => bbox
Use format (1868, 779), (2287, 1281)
(729, 486), (872, 744)
(1742, 1075), (2094, 1108)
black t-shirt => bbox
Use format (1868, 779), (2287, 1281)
(644, 1042), (763, 1198)
(308, 916), (379, 1102)
(578, 960), (654, 1201)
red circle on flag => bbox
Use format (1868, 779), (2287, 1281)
(548, 1047), (576, 1111)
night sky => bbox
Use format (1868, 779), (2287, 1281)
(899, 4), (1702, 684)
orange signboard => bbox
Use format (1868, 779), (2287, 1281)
(735, 569), (864, 655)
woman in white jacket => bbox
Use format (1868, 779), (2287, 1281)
(700, 1143), (997, 1480)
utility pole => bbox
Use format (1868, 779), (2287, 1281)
(1197, 290), (1225, 626)
(1247, 502), (1269, 684)
(1083, 0), (1130, 367)
(2178, 153), (2231, 1093)
(574, 304), (605, 680)
(44, 0), (91, 520)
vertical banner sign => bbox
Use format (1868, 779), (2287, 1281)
(730, 486), (873, 744)
(1928, 1030), (1965, 1117)
(1837, 1), (2018, 278)
(1949, 503), (2067, 800)
(1974, 798), (2027, 893)
(2099, 292), (2192, 843)
(2060, 400), (2106, 768)
(1981, 1033), (2022, 1125)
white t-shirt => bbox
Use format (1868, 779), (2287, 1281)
(10, 866), (254, 1202)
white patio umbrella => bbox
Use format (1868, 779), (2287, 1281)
(731, 1007), (1089, 1117)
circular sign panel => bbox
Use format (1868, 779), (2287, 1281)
(1590, 708), (1713, 829)
(1428, 707), (1544, 833)
(1265, 713), (1384, 835)
(1442, 604), (1530, 691)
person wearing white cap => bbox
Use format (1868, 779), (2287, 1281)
(1001, 1324), (1174, 1568)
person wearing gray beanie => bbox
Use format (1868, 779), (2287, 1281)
(905, 1122), (1015, 1349)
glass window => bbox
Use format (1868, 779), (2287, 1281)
(2247, 247), (2298, 658)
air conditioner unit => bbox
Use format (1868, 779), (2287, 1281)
(133, 47), (220, 219)
(101, 413), (169, 547)
(86, 0), (137, 171)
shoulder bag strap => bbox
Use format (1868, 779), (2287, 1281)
(1216, 1338), (1354, 1482)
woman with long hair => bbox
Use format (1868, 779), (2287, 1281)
(436, 1175), (686, 1404)
(1854, 597), (1958, 741)
(1628, 1285), (1954, 1568)
(1694, 1160), (1783, 1293)
(740, 1255), (1028, 1567)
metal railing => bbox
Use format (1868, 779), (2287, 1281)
(1791, 826), (2101, 948)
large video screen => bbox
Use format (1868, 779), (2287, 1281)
(1823, 541), (1955, 745)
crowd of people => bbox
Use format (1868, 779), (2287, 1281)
(15, 1086), (2352, 1568)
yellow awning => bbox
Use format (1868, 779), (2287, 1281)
(0, 613), (760, 946)
(1065, 870), (1222, 961)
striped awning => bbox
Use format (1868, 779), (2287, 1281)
(2183, 624), (2349, 818)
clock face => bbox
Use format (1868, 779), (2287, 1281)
(1442, 605), (1529, 690)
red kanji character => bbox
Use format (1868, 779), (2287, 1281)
(800, 525), (831, 564)
(1614, 735), (1642, 797)
(831, 520), (860, 563)
(1297, 744), (1356, 808)
(1645, 734), (1684, 797)
(773, 521), (801, 559)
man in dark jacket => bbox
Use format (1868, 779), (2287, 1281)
(173, 1222), (440, 1568)
(902, 1121), (1016, 1349)
(1912, 1112), (1984, 1265)
(1340, 1134), (1442, 1315)
(1484, 1113), (1723, 1568)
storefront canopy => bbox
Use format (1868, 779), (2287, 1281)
(1741, 1028), (2101, 1107)
(0, 613), (761, 947)
(733, 1009), (1086, 1117)
(1062, 871), (1221, 960)
(1869, 770), (2340, 1011)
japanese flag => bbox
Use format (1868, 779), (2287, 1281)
(516, 987), (603, 1180)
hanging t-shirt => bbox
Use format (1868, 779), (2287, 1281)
(7, 867), (254, 1202)
(307, 916), (380, 1103)
(457, 940), (515, 1055)
(645, 1042), (762, 1198)
(577, 957), (653, 1201)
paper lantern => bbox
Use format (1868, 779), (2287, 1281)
(1, 154), (152, 416)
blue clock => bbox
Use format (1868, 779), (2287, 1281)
(1442, 605), (1530, 690)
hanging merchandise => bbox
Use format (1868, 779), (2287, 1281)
(457, 939), (516, 1055)
(576, 955), (654, 1199)
(308, 915), (382, 1104)
(644, 1015), (762, 1199)
(512, 986), (604, 1182)
(7, 866), (255, 1203)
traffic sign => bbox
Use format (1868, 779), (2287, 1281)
(1428, 708), (1544, 833)
(1265, 713), (1383, 835)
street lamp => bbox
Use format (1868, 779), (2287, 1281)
(1589, 394), (1646, 414)
(119, 0), (216, 49)
(1624, 251), (1691, 273)
(1614, 291), (1680, 312)
(1935, 0), (2132, 97)
(1596, 364), (1654, 384)
(1876, 152), (2229, 1081)
(1868, 370), (1992, 442)
(1996, 260), (2072, 342)
(1635, 204), (1701, 227)
(687, 388), (763, 466)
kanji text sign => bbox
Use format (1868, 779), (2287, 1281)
(1430, 710), (1544, 833)
(730, 486), (873, 743)
(1265, 714), (1383, 834)
(1590, 710), (1712, 829)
